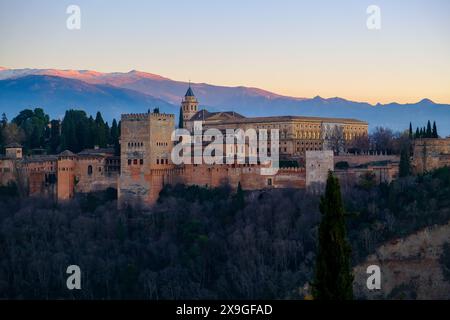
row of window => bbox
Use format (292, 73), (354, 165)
(296, 141), (321, 146)
(128, 142), (143, 148)
(128, 159), (144, 165)
(87, 165), (102, 175)
(106, 159), (120, 165)
(296, 147), (321, 152)
(24, 167), (55, 172)
(183, 105), (197, 111)
(157, 159), (169, 165)
(126, 158), (169, 165)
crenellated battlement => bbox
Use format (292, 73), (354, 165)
(278, 167), (305, 172)
(121, 113), (150, 121)
(149, 113), (174, 119)
(121, 112), (175, 121)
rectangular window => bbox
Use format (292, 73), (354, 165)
(128, 159), (131, 165)
(267, 178), (272, 186)
(133, 159), (137, 165)
(140, 159), (143, 165)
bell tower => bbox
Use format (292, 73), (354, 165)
(181, 84), (198, 128)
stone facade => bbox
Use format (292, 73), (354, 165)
(118, 111), (176, 205)
(333, 154), (400, 188)
(412, 138), (450, 174)
(0, 147), (118, 200)
(5, 143), (23, 159)
(335, 164), (399, 189)
(334, 154), (400, 167)
(0, 157), (16, 186)
(186, 99), (368, 158)
(305, 150), (334, 188)
(117, 107), (308, 207)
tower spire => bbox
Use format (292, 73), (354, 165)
(181, 82), (199, 129)
(185, 81), (195, 97)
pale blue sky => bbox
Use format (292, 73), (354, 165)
(1, 0), (449, 103)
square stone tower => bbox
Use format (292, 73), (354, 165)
(57, 150), (77, 200)
(5, 143), (23, 159)
(118, 110), (175, 207)
(305, 150), (334, 188)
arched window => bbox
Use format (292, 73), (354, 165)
(88, 165), (93, 175)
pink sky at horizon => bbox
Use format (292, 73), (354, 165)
(1, 64), (448, 106)
(1, 1), (449, 105)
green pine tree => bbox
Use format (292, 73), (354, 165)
(0, 113), (6, 149)
(110, 119), (120, 155)
(399, 149), (411, 177)
(95, 111), (107, 147)
(232, 181), (245, 211)
(1, 113), (7, 127)
(48, 120), (61, 153)
(313, 171), (353, 300)
(426, 120), (432, 138)
(432, 121), (438, 138)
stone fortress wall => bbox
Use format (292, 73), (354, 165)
(412, 138), (450, 174)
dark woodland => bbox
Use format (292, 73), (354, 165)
(0, 166), (449, 299)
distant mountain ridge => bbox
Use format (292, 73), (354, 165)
(1, 67), (450, 135)
(0, 74), (177, 121)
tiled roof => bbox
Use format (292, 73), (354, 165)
(189, 110), (246, 122)
(78, 148), (115, 156)
(204, 115), (368, 125)
(5, 142), (22, 148)
(185, 86), (195, 97)
(59, 150), (76, 157)
(22, 155), (58, 163)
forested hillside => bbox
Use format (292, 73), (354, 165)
(0, 167), (449, 299)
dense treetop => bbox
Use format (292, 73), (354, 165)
(0, 109), (120, 156)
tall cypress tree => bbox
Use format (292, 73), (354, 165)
(110, 119), (120, 155)
(178, 107), (184, 129)
(0, 113), (7, 149)
(409, 122), (413, 139)
(432, 121), (438, 138)
(426, 120), (432, 138)
(94, 112), (107, 147)
(313, 171), (353, 300)
(49, 119), (61, 153)
(415, 127), (419, 139)
(0, 113), (7, 127)
(399, 149), (411, 177)
(232, 181), (245, 211)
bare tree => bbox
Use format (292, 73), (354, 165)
(392, 130), (411, 155)
(2, 123), (25, 145)
(346, 133), (370, 154)
(370, 127), (395, 154)
(328, 126), (345, 154)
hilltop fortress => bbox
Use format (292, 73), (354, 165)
(7, 86), (446, 206)
(117, 86), (366, 206)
